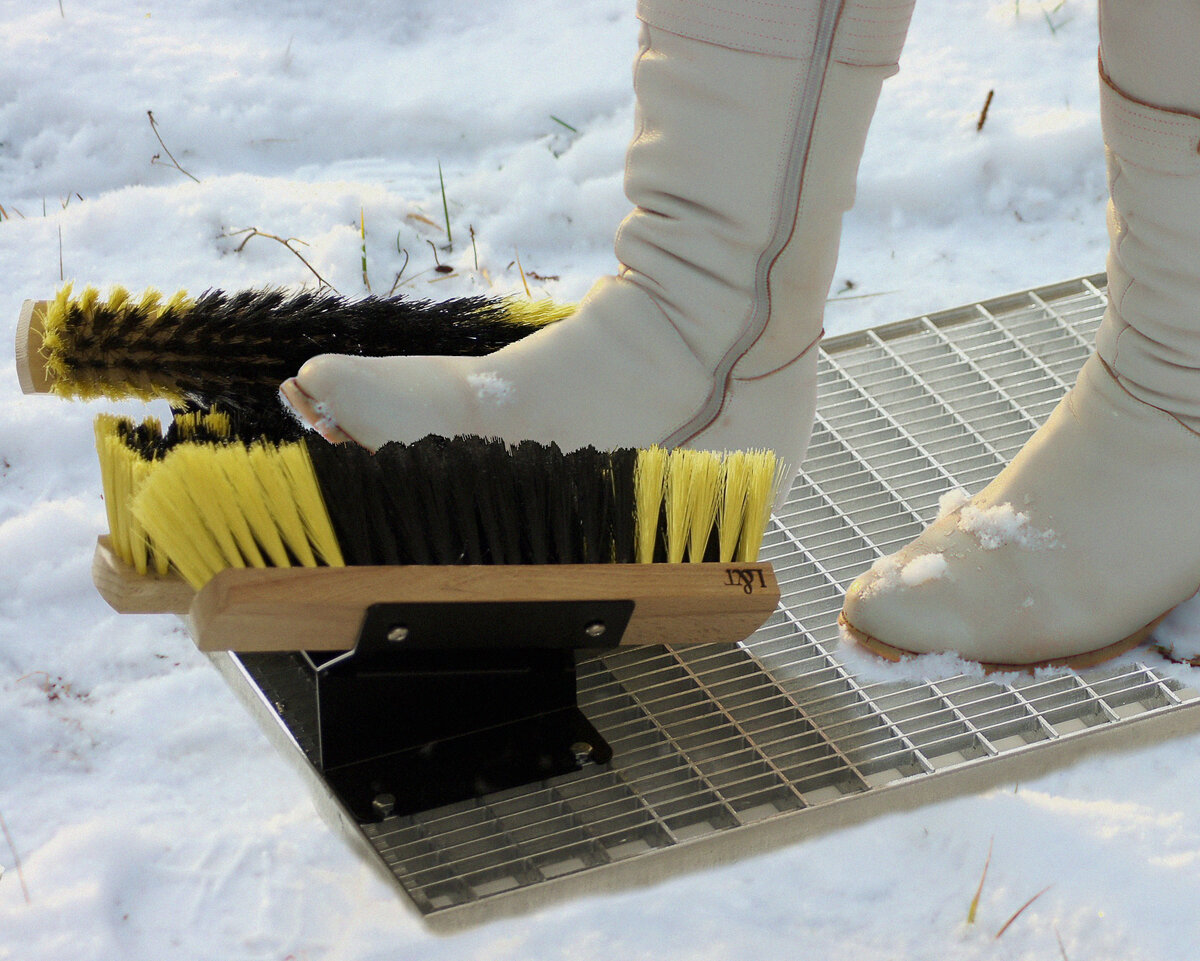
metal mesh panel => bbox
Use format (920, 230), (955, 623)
(225, 274), (1200, 926)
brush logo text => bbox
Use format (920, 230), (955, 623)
(725, 568), (766, 595)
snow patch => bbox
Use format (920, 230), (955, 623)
(467, 371), (515, 405)
(860, 552), (948, 596)
(311, 400), (340, 434)
(1153, 591), (1200, 663)
(859, 554), (902, 596)
(937, 487), (971, 519)
(957, 502), (1056, 550)
(900, 553), (948, 586)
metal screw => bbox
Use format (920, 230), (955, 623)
(584, 621), (606, 639)
(386, 625), (409, 643)
(372, 793), (396, 819)
(571, 742), (594, 766)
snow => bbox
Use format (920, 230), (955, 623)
(957, 502), (1057, 551)
(467, 371), (515, 404)
(938, 488), (972, 519)
(4, 0), (1200, 958)
(901, 552), (949, 586)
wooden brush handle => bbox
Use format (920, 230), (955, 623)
(92, 536), (196, 613)
(91, 538), (779, 652)
(16, 300), (53, 394)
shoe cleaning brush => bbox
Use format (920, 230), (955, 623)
(18, 284), (574, 414)
(89, 413), (784, 651)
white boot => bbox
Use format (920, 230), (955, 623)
(840, 0), (1200, 670)
(283, 0), (915, 493)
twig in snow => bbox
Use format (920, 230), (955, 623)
(226, 227), (336, 291)
(826, 288), (899, 303)
(0, 808), (31, 904)
(426, 240), (453, 274)
(995, 884), (1053, 939)
(966, 837), (993, 924)
(977, 89), (995, 133)
(1055, 924), (1070, 961)
(148, 110), (200, 183)
(387, 242), (410, 296)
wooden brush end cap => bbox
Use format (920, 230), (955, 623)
(16, 300), (53, 395)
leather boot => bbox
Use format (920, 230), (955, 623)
(282, 0), (914, 497)
(840, 0), (1200, 669)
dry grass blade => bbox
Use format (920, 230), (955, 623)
(438, 160), (452, 248)
(977, 89), (994, 133)
(0, 808), (30, 904)
(995, 884), (1053, 939)
(966, 837), (993, 924)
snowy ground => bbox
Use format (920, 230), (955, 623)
(4, 0), (1200, 958)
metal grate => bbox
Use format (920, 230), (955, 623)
(215, 274), (1200, 929)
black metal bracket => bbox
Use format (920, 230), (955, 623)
(305, 598), (632, 822)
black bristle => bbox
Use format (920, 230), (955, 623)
(512, 440), (551, 565)
(474, 439), (522, 565)
(570, 447), (607, 564)
(443, 436), (487, 565)
(607, 449), (637, 564)
(544, 443), (578, 564)
(359, 452), (403, 567)
(374, 443), (433, 565)
(117, 416), (658, 572)
(305, 437), (377, 565)
(410, 438), (463, 565)
(62, 289), (546, 420)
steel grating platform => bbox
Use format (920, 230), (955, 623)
(210, 273), (1200, 929)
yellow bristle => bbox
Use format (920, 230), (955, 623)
(247, 443), (318, 568)
(104, 285), (131, 314)
(171, 409), (233, 442)
(43, 285), (81, 390)
(664, 449), (695, 564)
(501, 298), (577, 328)
(123, 436), (343, 588)
(202, 409), (231, 438)
(127, 456), (165, 575)
(136, 287), (163, 315)
(132, 462), (230, 589)
(211, 444), (292, 567)
(204, 447), (272, 569)
(634, 446), (668, 564)
(165, 445), (250, 572)
(173, 411), (201, 440)
(718, 452), (750, 563)
(736, 450), (780, 563)
(94, 413), (166, 570)
(94, 415), (129, 560)
(686, 452), (722, 563)
(277, 442), (344, 567)
(45, 284), (193, 402)
(165, 289), (193, 311)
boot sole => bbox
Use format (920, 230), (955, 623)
(836, 610), (1172, 673)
